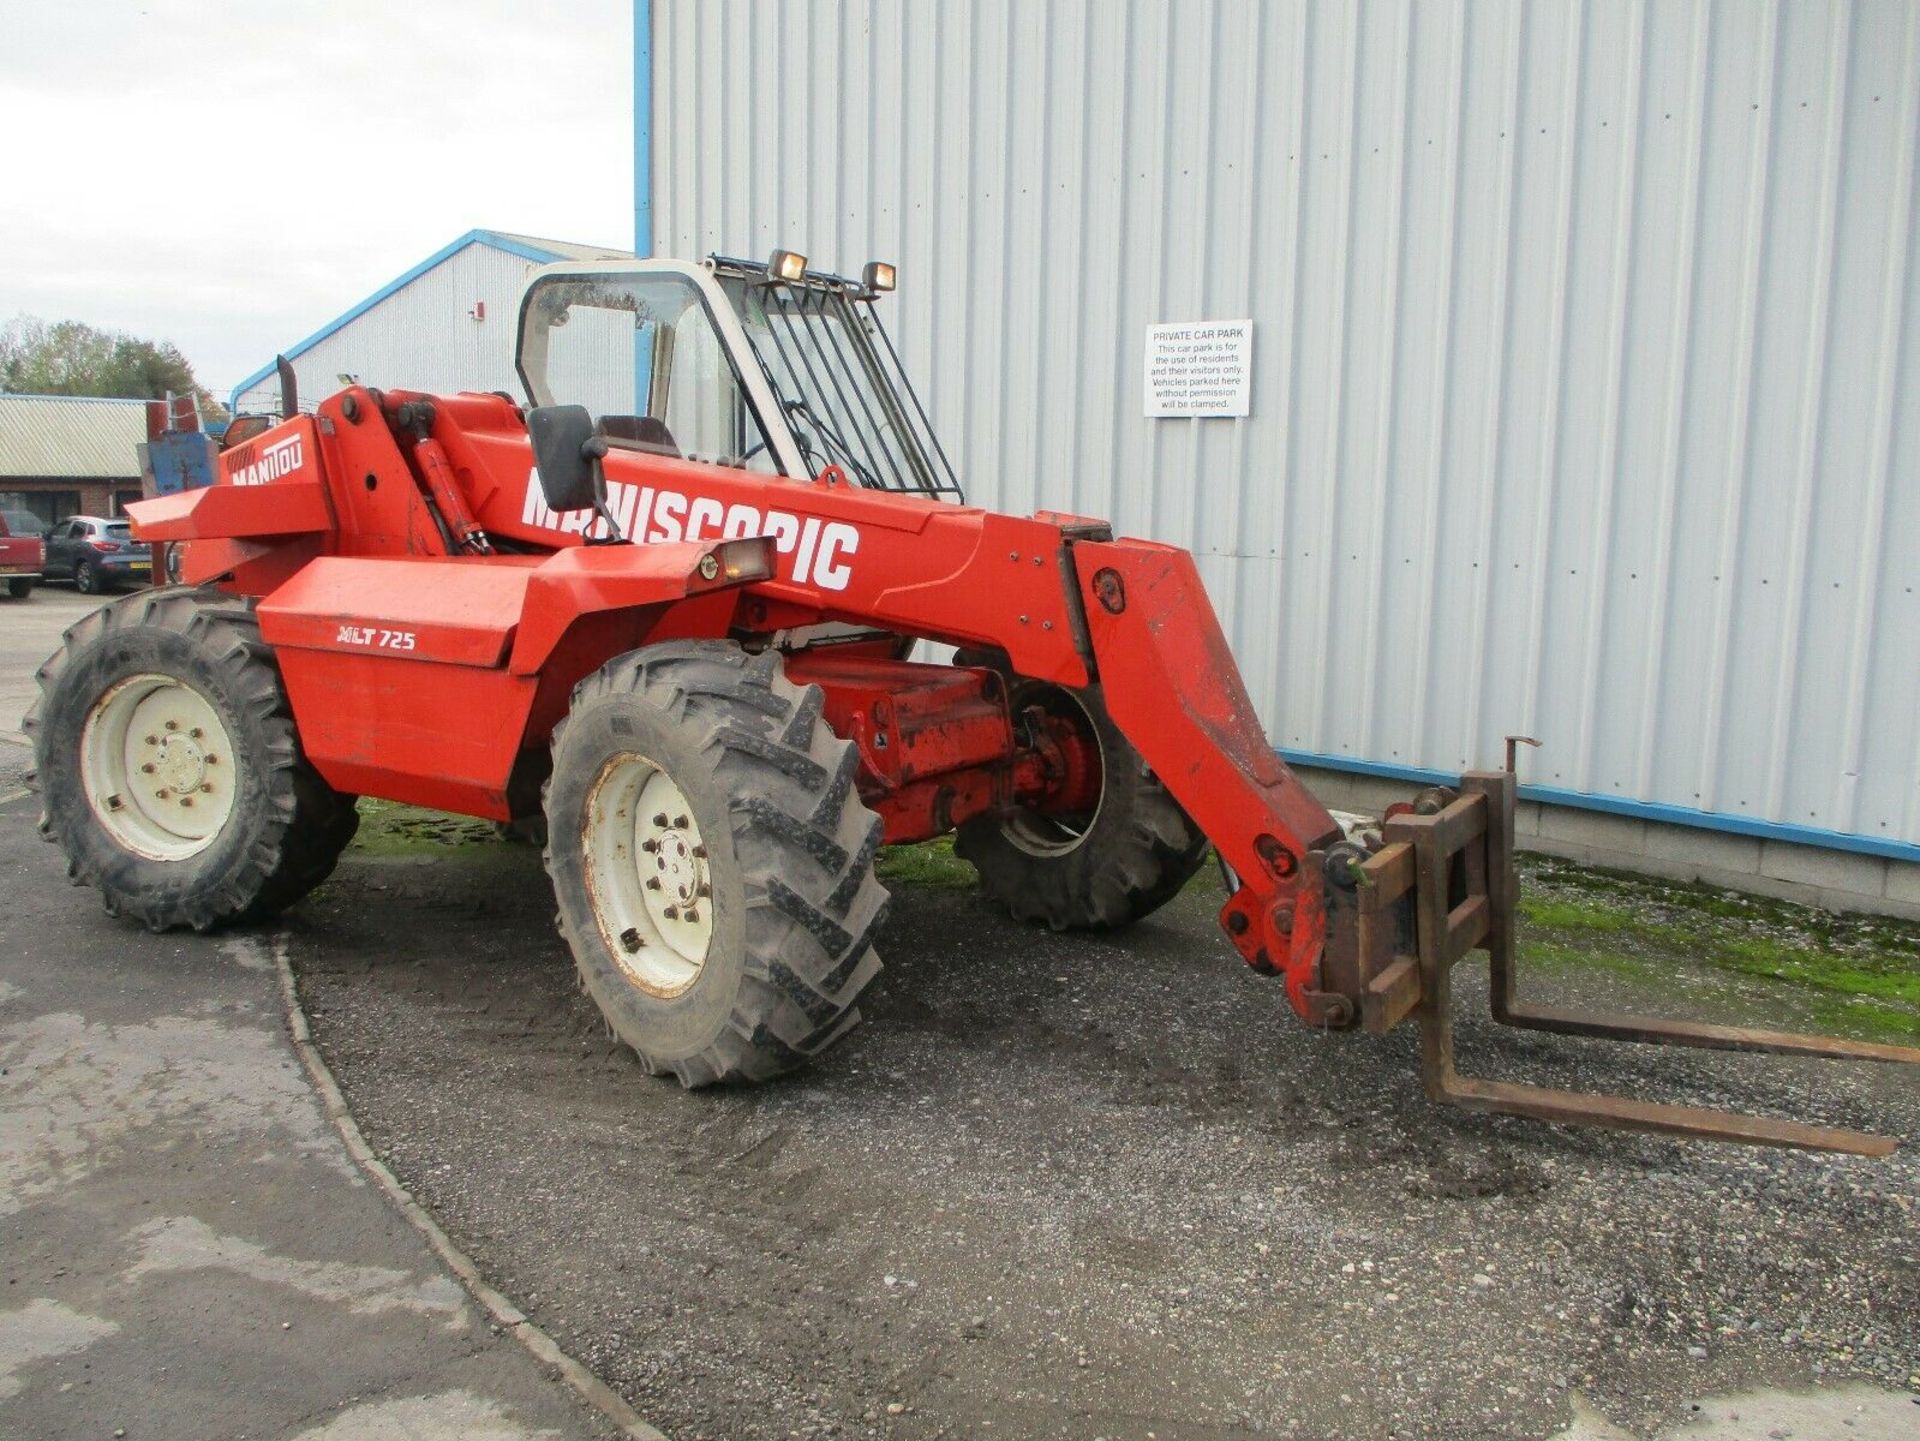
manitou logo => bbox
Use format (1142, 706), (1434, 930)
(228, 433), (304, 487)
(521, 470), (861, 591)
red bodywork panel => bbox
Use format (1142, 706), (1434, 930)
(780, 651), (1088, 841)
(126, 386), (1344, 1013)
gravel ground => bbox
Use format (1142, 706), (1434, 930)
(290, 830), (1920, 1441)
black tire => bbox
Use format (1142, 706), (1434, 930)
(26, 587), (360, 931)
(544, 640), (888, 1086)
(6, 577), (31, 599)
(954, 661), (1209, 930)
(73, 558), (101, 594)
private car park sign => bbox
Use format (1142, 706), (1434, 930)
(1143, 321), (1252, 418)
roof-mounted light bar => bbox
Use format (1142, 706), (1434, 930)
(737, 251), (898, 299)
(767, 249), (809, 283)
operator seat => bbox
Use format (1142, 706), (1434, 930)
(598, 415), (680, 458)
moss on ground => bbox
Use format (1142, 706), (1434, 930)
(1516, 853), (1920, 1044)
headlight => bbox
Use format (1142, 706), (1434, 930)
(705, 537), (774, 584)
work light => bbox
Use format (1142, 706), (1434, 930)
(710, 537), (774, 584)
(862, 260), (896, 294)
(767, 249), (808, 283)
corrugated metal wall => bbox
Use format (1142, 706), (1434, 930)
(651, 0), (1919, 854)
(233, 245), (542, 414)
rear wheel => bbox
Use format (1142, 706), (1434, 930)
(955, 663), (1208, 929)
(27, 587), (360, 930)
(544, 640), (888, 1085)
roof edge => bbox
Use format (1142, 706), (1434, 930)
(227, 229), (567, 408)
(0, 393), (152, 405)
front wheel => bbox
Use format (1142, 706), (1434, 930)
(27, 588), (360, 930)
(955, 670), (1209, 929)
(544, 640), (888, 1086)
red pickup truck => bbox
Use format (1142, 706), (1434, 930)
(0, 509), (45, 599)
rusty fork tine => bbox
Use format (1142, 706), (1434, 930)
(1492, 1004), (1920, 1066)
(1436, 1074), (1899, 1157)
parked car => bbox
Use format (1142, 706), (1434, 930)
(43, 515), (152, 594)
(0, 510), (45, 599)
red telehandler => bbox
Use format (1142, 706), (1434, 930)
(28, 252), (1919, 1154)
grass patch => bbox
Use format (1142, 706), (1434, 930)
(876, 835), (978, 889)
(1520, 936), (1661, 984)
(349, 797), (501, 857)
(1710, 936), (1920, 1007)
(1517, 897), (1636, 933)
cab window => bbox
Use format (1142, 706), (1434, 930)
(518, 273), (781, 475)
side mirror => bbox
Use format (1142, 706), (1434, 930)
(526, 404), (607, 513)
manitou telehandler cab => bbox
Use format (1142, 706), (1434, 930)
(30, 250), (1920, 1154)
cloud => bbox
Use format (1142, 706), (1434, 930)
(0, 0), (631, 390)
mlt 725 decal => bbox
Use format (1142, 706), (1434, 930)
(335, 624), (416, 651)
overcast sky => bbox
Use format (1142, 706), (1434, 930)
(0, 0), (632, 396)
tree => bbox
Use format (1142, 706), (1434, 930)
(0, 315), (228, 425)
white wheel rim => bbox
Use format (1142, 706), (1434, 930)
(1002, 687), (1105, 858)
(583, 753), (714, 996)
(80, 673), (239, 860)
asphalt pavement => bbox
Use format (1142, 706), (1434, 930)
(0, 585), (94, 746)
(0, 587), (614, 1441)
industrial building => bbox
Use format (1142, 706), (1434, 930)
(229, 229), (631, 416)
(635, 0), (1920, 916)
(0, 393), (147, 525)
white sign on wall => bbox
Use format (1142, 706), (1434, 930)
(1143, 321), (1252, 418)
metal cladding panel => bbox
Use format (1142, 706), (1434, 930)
(653, 0), (1920, 850)
(232, 246), (547, 414)
(0, 395), (147, 479)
